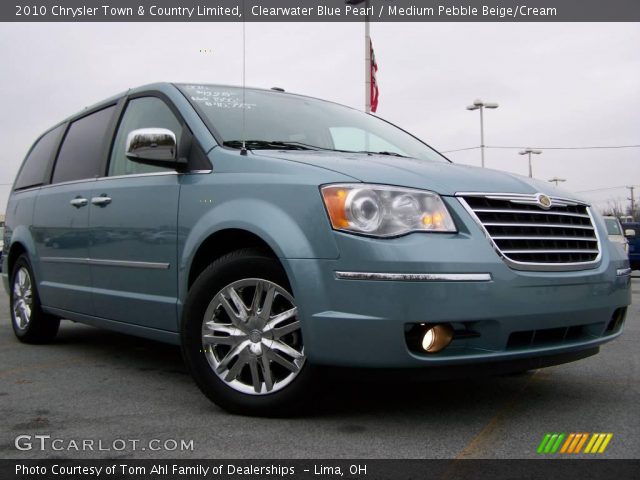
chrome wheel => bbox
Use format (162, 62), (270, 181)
(12, 267), (33, 331)
(201, 278), (305, 395)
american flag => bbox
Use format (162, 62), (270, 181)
(370, 39), (379, 112)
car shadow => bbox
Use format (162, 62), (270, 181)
(48, 321), (580, 419)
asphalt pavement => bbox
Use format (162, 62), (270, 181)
(1, 278), (638, 459)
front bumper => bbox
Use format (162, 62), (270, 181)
(284, 201), (631, 368)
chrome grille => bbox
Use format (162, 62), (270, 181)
(458, 193), (601, 271)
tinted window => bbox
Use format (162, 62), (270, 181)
(109, 97), (182, 176)
(52, 106), (116, 184)
(14, 125), (65, 190)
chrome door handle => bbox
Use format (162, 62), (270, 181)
(91, 195), (112, 207)
(70, 197), (88, 208)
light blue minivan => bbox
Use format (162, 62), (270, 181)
(2, 83), (632, 415)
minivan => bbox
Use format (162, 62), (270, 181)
(2, 83), (632, 415)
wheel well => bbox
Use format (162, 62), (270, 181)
(7, 242), (27, 277)
(188, 229), (279, 288)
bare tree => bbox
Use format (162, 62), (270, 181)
(601, 199), (626, 218)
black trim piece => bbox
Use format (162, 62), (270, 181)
(321, 347), (600, 381)
(173, 83), (225, 146)
(99, 96), (128, 177)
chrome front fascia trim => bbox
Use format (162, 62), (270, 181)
(616, 268), (632, 277)
(455, 191), (588, 207)
(40, 257), (170, 270)
(456, 194), (603, 272)
(335, 272), (492, 282)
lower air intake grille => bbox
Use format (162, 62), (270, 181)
(458, 193), (601, 271)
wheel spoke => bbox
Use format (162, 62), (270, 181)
(264, 307), (298, 331)
(224, 349), (250, 382)
(226, 287), (248, 320)
(272, 320), (301, 339)
(220, 294), (244, 323)
(204, 320), (237, 336)
(203, 333), (244, 346)
(258, 284), (277, 321)
(250, 281), (264, 314)
(215, 340), (249, 374)
(15, 301), (28, 329)
(269, 339), (304, 360)
(13, 300), (23, 322)
(249, 357), (261, 393)
(260, 355), (274, 392)
(267, 349), (300, 373)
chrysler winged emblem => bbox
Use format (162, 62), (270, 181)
(536, 193), (552, 209)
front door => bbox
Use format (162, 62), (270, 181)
(88, 96), (183, 331)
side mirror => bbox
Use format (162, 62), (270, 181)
(624, 229), (636, 237)
(126, 128), (183, 167)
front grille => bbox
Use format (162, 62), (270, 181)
(459, 193), (601, 271)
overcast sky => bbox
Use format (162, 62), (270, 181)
(0, 22), (638, 213)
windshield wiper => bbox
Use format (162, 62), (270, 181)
(358, 150), (408, 158)
(223, 141), (410, 158)
(223, 140), (321, 151)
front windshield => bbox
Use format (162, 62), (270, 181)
(604, 218), (622, 235)
(178, 84), (448, 163)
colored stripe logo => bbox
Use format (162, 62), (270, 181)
(537, 433), (613, 454)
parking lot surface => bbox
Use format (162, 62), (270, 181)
(1, 278), (638, 459)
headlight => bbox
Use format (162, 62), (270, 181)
(320, 183), (456, 237)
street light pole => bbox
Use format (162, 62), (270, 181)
(519, 148), (542, 178)
(548, 177), (567, 187)
(466, 99), (498, 168)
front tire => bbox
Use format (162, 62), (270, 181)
(181, 249), (314, 416)
(10, 254), (60, 343)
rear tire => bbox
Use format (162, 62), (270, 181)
(10, 254), (60, 343)
(181, 249), (315, 416)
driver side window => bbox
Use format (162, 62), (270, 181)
(109, 97), (183, 176)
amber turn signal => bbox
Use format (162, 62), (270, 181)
(321, 186), (350, 229)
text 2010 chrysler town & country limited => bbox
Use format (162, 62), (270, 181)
(2, 83), (631, 415)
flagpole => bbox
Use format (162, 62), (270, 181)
(365, 0), (371, 113)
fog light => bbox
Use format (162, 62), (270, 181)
(421, 324), (454, 353)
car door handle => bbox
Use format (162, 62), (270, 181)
(70, 197), (88, 208)
(91, 195), (112, 207)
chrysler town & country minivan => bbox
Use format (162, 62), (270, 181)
(2, 83), (632, 415)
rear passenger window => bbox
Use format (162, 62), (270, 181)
(14, 125), (65, 190)
(108, 97), (183, 176)
(52, 106), (116, 184)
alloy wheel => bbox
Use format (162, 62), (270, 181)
(12, 267), (33, 331)
(201, 278), (305, 395)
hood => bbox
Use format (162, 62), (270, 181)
(255, 150), (582, 200)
